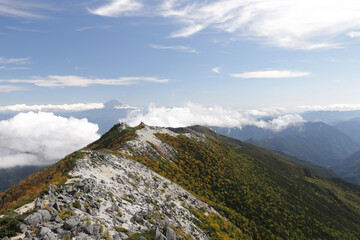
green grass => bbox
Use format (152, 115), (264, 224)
(114, 226), (129, 233)
(125, 229), (156, 240)
(124, 128), (360, 239)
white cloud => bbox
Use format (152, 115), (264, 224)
(88, 0), (143, 17)
(0, 75), (169, 87)
(211, 67), (221, 73)
(347, 31), (360, 38)
(120, 103), (304, 131)
(89, 0), (360, 49)
(244, 107), (288, 116)
(76, 25), (111, 32)
(0, 0), (48, 18)
(231, 70), (310, 78)
(114, 104), (140, 110)
(0, 56), (30, 72)
(0, 57), (29, 65)
(150, 44), (198, 53)
(0, 112), (100, 168)
(6, 26), (40, 32)
(297, 104), (360, 112)
(0, 85), (27, 92)
(0, 103), (104, 112)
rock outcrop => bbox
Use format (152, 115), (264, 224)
(4, 126), (223, 240)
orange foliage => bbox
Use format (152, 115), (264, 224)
(0, 151), (83, 213)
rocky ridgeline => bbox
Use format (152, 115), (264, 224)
(4, 126), (222, 240)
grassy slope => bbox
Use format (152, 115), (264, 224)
(95, 125), (360, 239)
(0, 165), (47, 193)
(0, 151), (84, 214)
(3, 124), (360, 239)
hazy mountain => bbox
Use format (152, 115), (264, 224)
(331, 150), (360, 185)
(301, 110), (360, 124)
(213, 122), (360, 167)
(0, 165), (46, 193)
(334, 118), (360, 143)
(2, 124), (360, 239)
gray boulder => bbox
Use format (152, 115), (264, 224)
(84, 224), (100, 236)
(52, 202), (60, 211)
(51, 215), (62, 223)
(17, 223), (29, 233)
(132, 214), (143, 224)
(48, 185), (57, 196)
(58, 195), (71, 204)
(165, 226), (176, 240)
(75, 233), (89, 240)
(63, 216), (79, 230)
(156, 227), (167, 240)
(36, 227), (51, 238)
(39, 210), (52, 222)
(44, 232), (57, 240)
(24, 210), (51, 227)
(75, 179), (96, 193)
(35, 198), (43, 208)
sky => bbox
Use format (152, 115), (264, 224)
(3, 0), (360, 168)
(1, 0), (360, 110)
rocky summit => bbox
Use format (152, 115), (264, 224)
(3, 123), (360, 239)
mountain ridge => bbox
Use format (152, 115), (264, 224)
(2, 124), (360, 239)
(213, 122), (360, 167)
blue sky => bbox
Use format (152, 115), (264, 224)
(1, 0), (360, 110)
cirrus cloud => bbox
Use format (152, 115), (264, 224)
(0, 75), (169, 88)
(88, 0), (360, 49)
(0, 0), (50, 19)
(88, 0), (143, 17)
(230, 70), (310, 78)
(0, 103), (104, 112)
(150, 44), (198, 53)
(0, 85), (27, 93)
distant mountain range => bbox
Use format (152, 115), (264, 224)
(213, 122), (360, 167)
(330, 150), (360, 184)
(3, 103), (360, 190)
(334, 118), (360, 143)
(301, 110), (360, 124)
(0, 165), (46, 193)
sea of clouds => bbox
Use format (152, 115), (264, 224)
(121, 103), (305, 131)
(0, 112), (100, 168)
(0, 103), (307, 168)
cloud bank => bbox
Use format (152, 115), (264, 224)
(298, 104), (360, 112)
(88, 0), (360, 49)
(0, 103), (104, 112)
(0, 112), (100, 168)
(121, 103), (304, 131)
